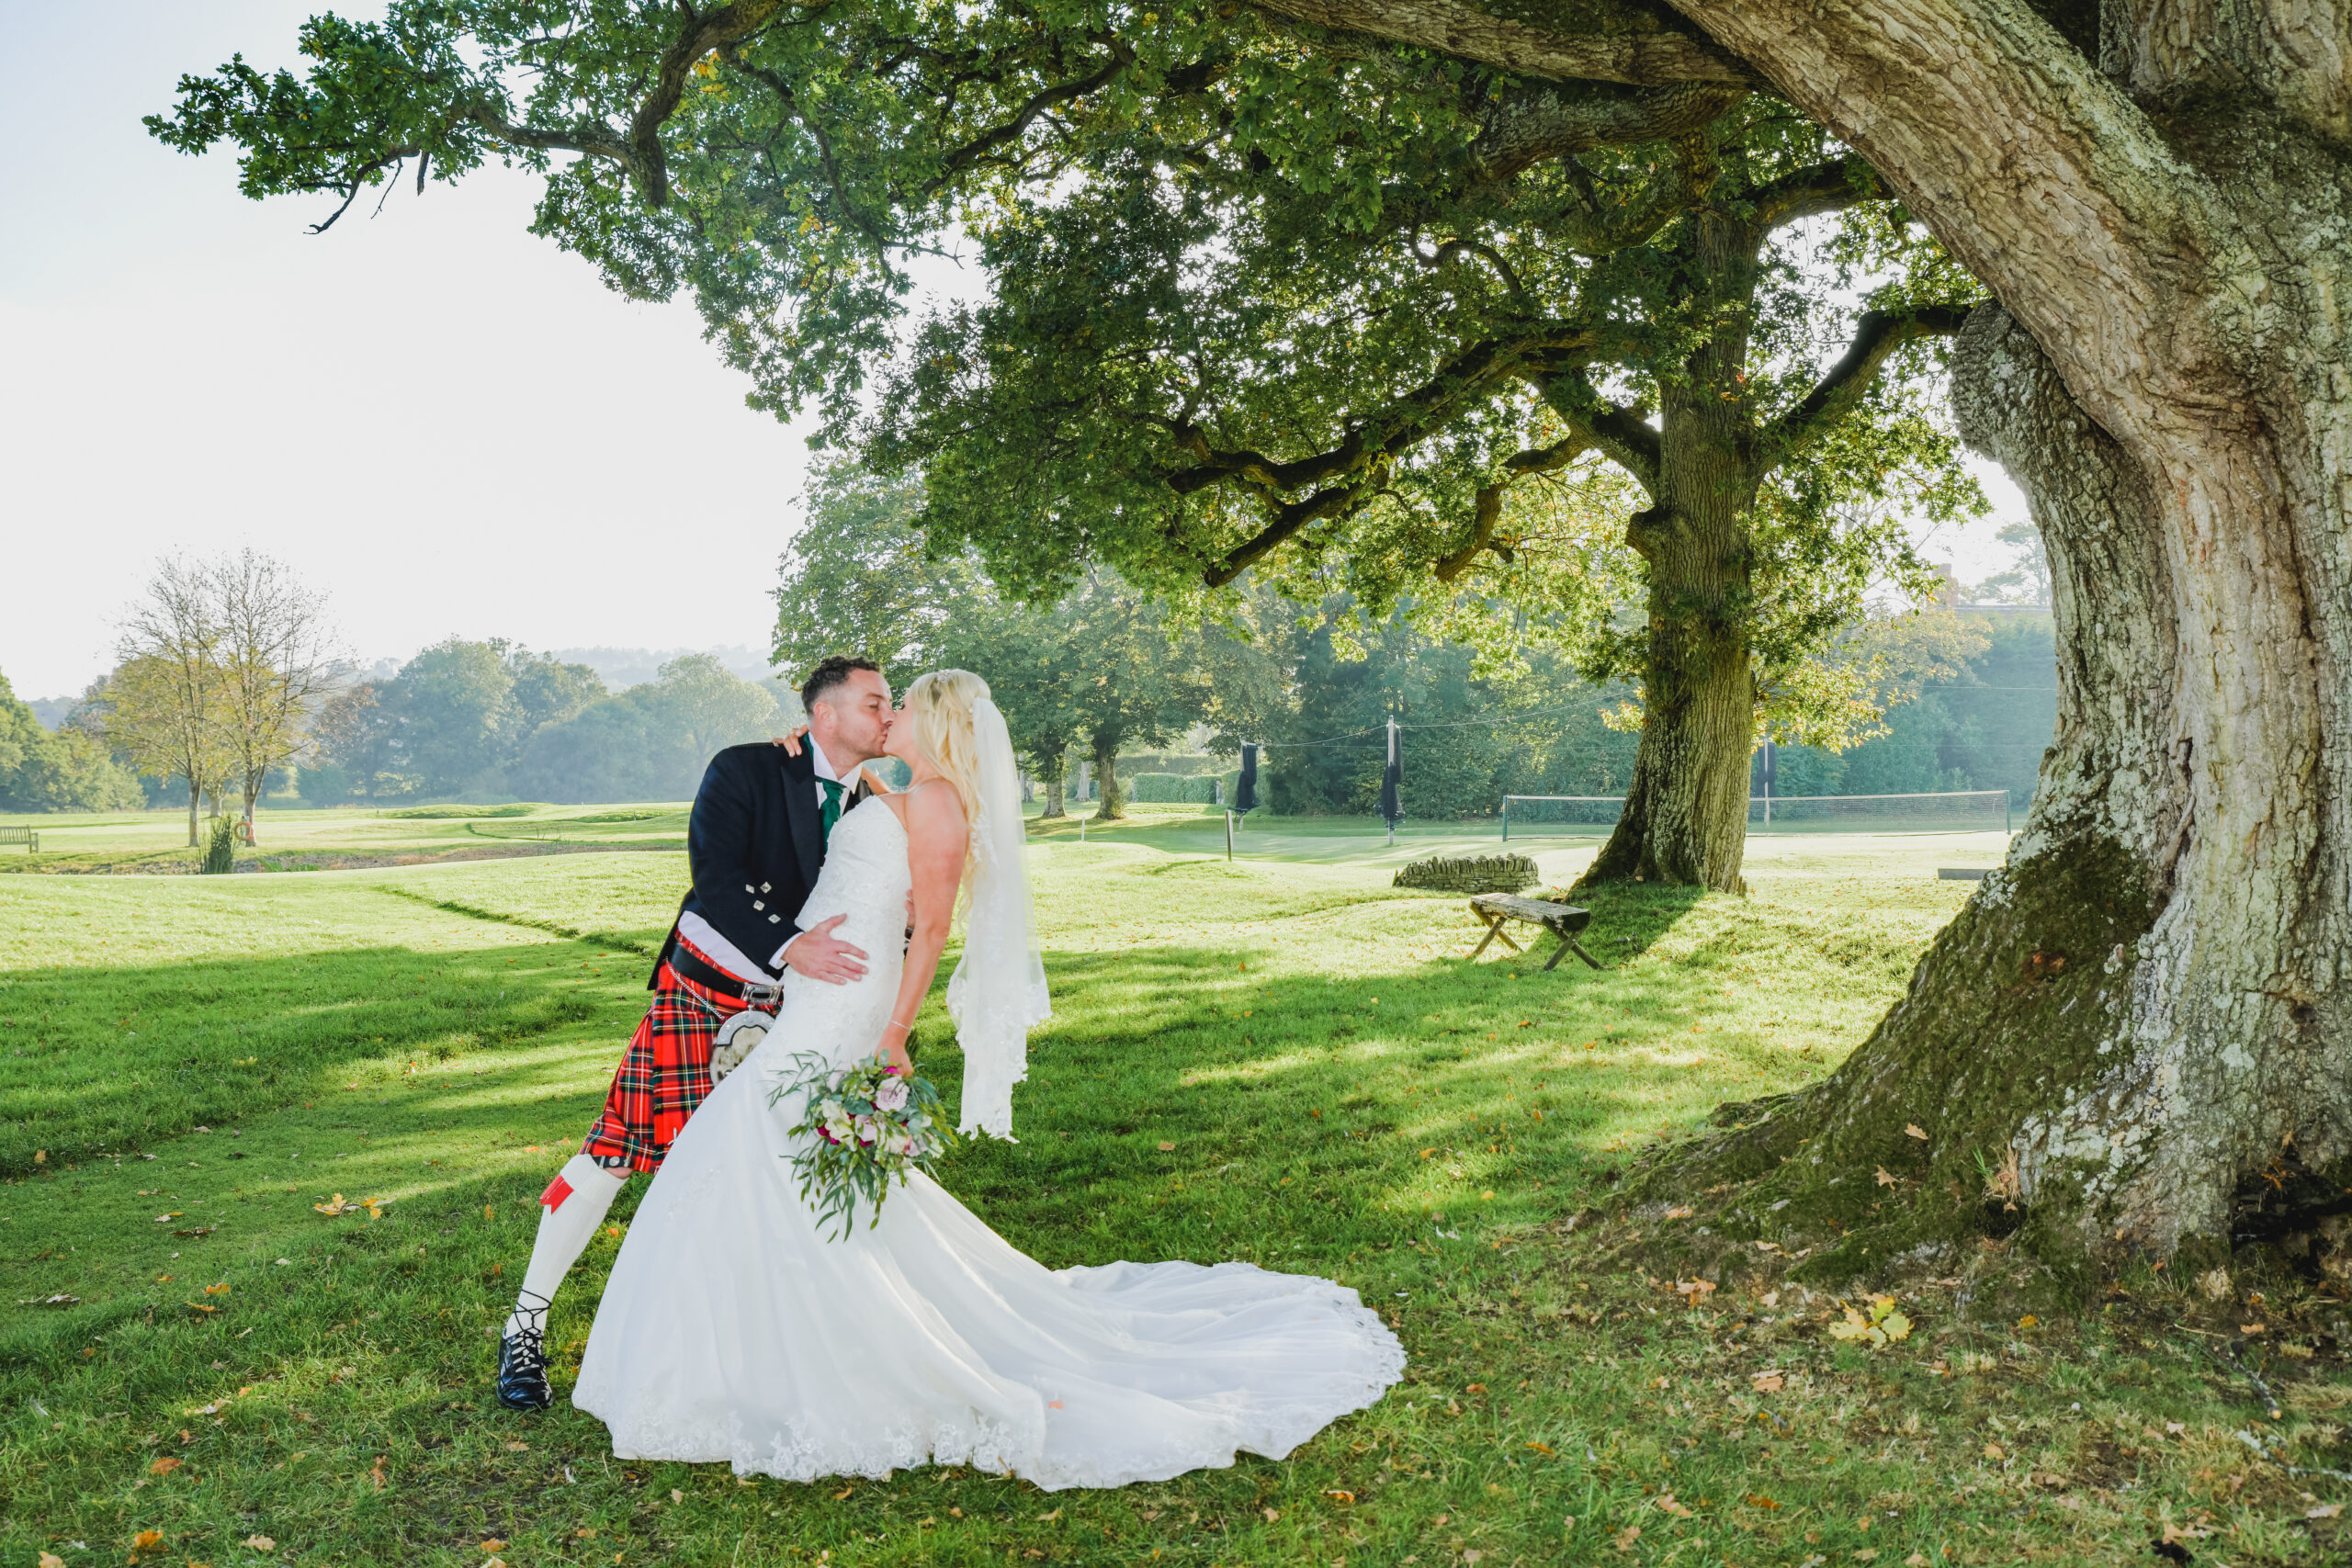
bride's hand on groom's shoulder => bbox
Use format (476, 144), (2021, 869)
(769, 727), (808, 757)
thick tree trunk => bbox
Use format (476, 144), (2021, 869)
(1579, 211), (1761, 896)
(1578, 558), (1755, 893)
(1091, 736), (1125, 820)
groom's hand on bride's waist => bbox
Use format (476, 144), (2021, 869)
(781, 913), (868, 986)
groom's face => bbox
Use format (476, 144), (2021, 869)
(810, 669), (893, 763)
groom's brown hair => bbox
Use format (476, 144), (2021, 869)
(801, 656), (882, 716)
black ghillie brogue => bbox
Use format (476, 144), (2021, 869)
(495, 1294), (552, 1411)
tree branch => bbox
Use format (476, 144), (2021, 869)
(1468, 82), (1746, 182)
(1170, 328), (1600, 585)
(1768, 303), (1972, 456)
(1432, 432), (1598, 580)
(1751, 153), (1883, 229)
(625, 0), (797, 207)
(1246, 0), (1758, 86)
(1536, 366), (1661, 495)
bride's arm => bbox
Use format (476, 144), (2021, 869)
(878, 784), (967, 1074)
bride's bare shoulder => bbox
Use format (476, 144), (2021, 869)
(900, 780), (968, 850)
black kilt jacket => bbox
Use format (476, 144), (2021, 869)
(651, 741), (870, 987)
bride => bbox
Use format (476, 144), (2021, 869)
(572, 670), (1405, 1489)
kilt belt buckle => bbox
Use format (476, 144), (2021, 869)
(739, 982), (785, 1010)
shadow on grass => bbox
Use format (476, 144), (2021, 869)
(0, 939), (647, 1176)
(933, 899), (1770, 1275)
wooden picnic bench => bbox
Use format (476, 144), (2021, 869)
(1466, 893), (1601, 971)
(0, 827), (38, 852)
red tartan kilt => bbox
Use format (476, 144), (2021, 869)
(581, 933), (758, 1173)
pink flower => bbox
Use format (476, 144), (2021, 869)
(874, 1077), (910, 1112)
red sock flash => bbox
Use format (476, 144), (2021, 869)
(539, 1174), (575, 1213)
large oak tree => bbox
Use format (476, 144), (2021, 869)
(152, 7), (1973, 894)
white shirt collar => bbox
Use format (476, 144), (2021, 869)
(810, 739), (850, 786)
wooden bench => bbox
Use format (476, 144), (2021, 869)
(1466, 893), (1601, 971)
(0, 827), (38, 852)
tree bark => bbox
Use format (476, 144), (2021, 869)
(1579, 509), (1757, 893)
(1091, 736), (1126, 820)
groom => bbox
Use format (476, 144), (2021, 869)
(494, 655), (894, 1410)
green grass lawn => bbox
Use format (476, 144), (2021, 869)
(1, 826), (2344, 1566)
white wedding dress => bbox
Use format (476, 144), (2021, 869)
(573, 797), (1406, 1489)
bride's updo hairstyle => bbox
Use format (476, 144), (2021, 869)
(903, 669), (990, 873)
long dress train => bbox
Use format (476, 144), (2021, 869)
(571, 798), (1406, 1489)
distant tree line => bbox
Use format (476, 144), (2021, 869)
(309, 646), (786, 806)
(774, 464), (2057, 823)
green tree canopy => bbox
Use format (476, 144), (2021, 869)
(0, 671), (142, 814)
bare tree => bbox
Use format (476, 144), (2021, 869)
(209, 550), (345, 844)
(107, 559), (234, 847)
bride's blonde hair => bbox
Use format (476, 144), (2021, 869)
(904, 669), (990, 884)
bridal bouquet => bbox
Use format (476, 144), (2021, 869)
(769, 1051), (961, 1240)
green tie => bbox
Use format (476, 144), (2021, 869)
(820, 777), (846, 841)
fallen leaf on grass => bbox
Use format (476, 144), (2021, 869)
(1826, 1296), (1912, 1348)
(149, 1457), (181, 1475)
(1904, 1123), (1928, 1140)
(369, 1455), (387, 1489)
(130, 1530), (165, 1555)
(1525, 1441), (1555, 1456)
(313, 1195), (357, 1216)
(1324, 1489), (1356, 1505)
(40, 1553), (64, 1568)
(1752, 1373), (1785, 1393)
(1157, 1141), (1176, 1151)
(1874, 1167), (1897, 1187)
(503, 1441), (529, 1452)
(1746, 1494), (1781, 1509)
(1656, 1495), (1694, 1517)
(1612, 1524), (1641, 1551)
(243, 1538), (275, 1551)
(2309, 1503), (2345, 1519)
(204, 1282), (230, 1296)
(481, 1540), (507, 1554)
(1984, 1442), (2006, 1461)
(1664, 1206), (1693, 1220)
(1261, 1507), (1280, 1522)
(831, 1484), (854, 1500)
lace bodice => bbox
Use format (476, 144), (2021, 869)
(768, 798), (910, 1072)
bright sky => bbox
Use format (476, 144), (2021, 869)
(0, 2), (2026, 703)
(0, 1), (836, 700)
